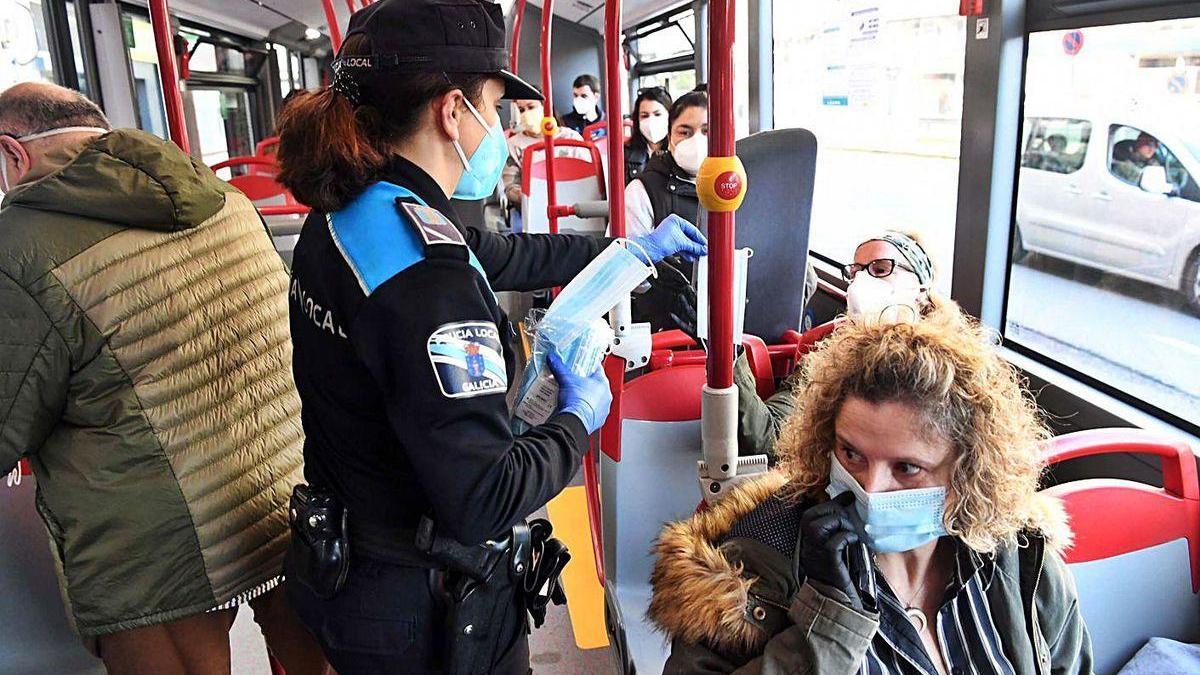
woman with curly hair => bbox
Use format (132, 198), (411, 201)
(648, 305), (1093, 675)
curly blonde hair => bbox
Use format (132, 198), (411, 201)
(776, 303), (1070, 554)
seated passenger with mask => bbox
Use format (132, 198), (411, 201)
(500, 98), (586, 210)
(648, 306), (1093, 675)
(736, 230), (936, 458)
(619, 88), (709, 333)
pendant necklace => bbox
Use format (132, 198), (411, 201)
(903, 574), (932, 632)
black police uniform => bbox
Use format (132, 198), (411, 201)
(282, 2), (608, 673)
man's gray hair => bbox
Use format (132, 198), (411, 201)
(0, 85), (111, 137)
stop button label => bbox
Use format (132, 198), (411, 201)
(715, 171), (743, 201)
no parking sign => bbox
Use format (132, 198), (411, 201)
(1063, 30), (1084, 56)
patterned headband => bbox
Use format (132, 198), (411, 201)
(876, 231), (933, 286)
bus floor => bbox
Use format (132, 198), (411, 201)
(228, 468), (617, 674)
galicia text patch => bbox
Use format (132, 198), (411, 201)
(427, 321), (507, 399)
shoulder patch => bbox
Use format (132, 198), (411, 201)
(427, 321), (507, 399)
(398, 201), (466, 248)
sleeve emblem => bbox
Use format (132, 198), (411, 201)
(427, 321), (507, 398)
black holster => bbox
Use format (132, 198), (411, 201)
(419, 517), (570, 675)
(284, 484), (350, 599)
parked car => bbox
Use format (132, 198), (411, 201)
(1015, 110), (1200, 314)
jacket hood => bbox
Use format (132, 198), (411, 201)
(648, 471), (789, 656)
(5, 129), (230, 232)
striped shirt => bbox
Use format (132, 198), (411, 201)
(859, 542), (1016, 675)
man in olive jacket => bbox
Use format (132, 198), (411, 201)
(0, 83), (327, 674)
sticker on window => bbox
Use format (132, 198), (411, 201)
(427, 321), (507, 399)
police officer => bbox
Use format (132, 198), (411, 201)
(273, 1), (707, 673)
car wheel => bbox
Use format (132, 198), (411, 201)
(1183, 249), (1200, 316)
(1012, 226), (1030, 264)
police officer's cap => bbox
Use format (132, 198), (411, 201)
(333, 0), (541, 101)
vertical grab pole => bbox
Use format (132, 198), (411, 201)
(698, 0), (748, 485)
(510, 0), (526, 73)
(604, 0), (626, 238)
(540, 0), (559, 234)
(148, 0), (189, 154)
(321, 0), (343, 52)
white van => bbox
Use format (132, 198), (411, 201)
(1015, 111), (1200, 314)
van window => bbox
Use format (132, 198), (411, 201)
(1108, 124), (1200, 202)
(1021, 118), (1090, 174)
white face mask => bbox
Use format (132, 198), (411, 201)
(573, 94), (597, 117)
(672, 132), (708, 175)
(639, 115), (669, 144)
(845, 272), (925, 323)
(1, 126), (108, 194)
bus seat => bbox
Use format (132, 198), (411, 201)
(1042, 428), (1200, 675)
(583, 120), (632, 184)
(1, 463), (106, 675)
(519, 139), (607, 236)
(211, 157), (293, 204)
(730, 128), (817, 342)
(599, 364), (707, 675)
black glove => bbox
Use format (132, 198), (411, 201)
(799, 492), (867, 610)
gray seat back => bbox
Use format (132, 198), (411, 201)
(733, 128), (817, 340)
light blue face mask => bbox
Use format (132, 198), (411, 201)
(826, 454), (948, 553)
(452, 97), (508, 201)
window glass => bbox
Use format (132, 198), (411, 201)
(193, 88), (255, 167)
(274, 45), (293, 97)
(633, 13), (694, 63)
(122, 12), (168, 139)
(636, 70), (697, 101)
(773, 1), (965, 293)
(1021, 118), (1090, 174)
(65, 1), (92, 99)
(1, 0), (57, 89)
(1006, 18), (1200, 430)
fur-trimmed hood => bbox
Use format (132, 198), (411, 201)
(647, 471), (790, 657)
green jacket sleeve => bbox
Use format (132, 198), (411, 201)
(0, 272), (68, 473)
(1038, 552), (1095, 675)
(663, 583), (880, 675)
(735, 354), (801, 459)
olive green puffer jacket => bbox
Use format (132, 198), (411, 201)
(0, 129), (303, 637)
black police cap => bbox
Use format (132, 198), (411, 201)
(334, 0), (541, 101)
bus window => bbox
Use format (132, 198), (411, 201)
(122, 12), (169, 139)
(2, 0), (58, 89)
(773, 2), (965, 292)
(1007, 18), (1200, 432)
(192, 89), (255, 167)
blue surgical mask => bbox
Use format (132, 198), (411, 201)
(452, 98), (507, 200)
(826, 454), (948, 553)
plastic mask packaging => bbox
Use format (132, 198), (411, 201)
(826, 454), (948, 553)
(452, 98), (508, 200)
(511, 240), (655, 433)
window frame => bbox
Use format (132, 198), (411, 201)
(1020, 117), (1092, 175)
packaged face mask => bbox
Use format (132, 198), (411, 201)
(826, 454), (948, 553)
(544, 239), (656, 327)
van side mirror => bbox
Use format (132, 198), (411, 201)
(1139, 165), (1174, 195)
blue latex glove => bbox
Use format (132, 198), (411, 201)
(547, 351), (612, 435)
(633, 214), (709, 263)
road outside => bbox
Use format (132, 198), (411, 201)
(1006, 254), (1200, 426)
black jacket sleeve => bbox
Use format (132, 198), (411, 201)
(350, 255), (590, 545)
(465, 228), (613, 292)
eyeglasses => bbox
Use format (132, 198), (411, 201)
(841, 258), (916, 283)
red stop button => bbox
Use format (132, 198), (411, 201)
(715, 171), (742, 201)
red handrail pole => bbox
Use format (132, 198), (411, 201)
(706, 0), (736, 389)
(510, 0), (526, 73)
(540, 0), (558, 234)
(321, 0), (343, 52)
(604, 0), (625, 238)
(344, 0), (356, 15)
(148, 0), (189, 154)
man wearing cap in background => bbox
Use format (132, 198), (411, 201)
(271, 1), (707, 673)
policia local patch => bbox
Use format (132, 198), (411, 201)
(427, 321), (507, 399)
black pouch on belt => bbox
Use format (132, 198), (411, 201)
(284, 484), (350, 599)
